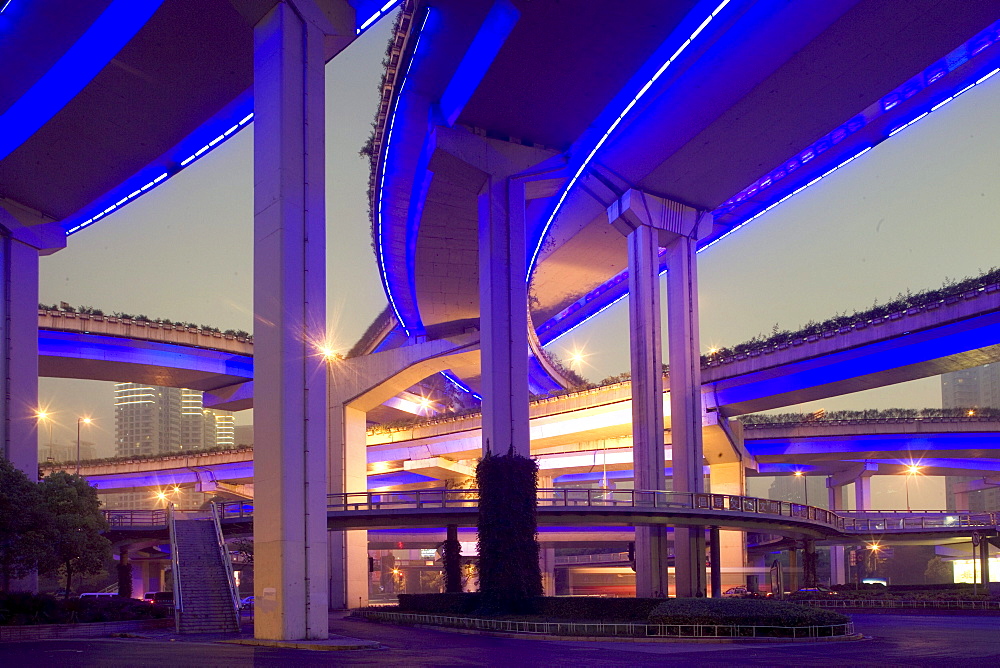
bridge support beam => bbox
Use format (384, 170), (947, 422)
(709, 462), (746, 591)
(854, 476), (872, 511)
(0, 211), (63, 477)
(608, 189), (711, 598)
(252, 0), (336, 640)
(328, 405), (368, 609)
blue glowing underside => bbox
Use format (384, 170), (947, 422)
(748, 432), (1000, 458)
(88, 461), (254, 491)
(0, 0), (165, 163)
(535, 22), (1000, 346)
(368, 471), (437, 488)
(712, 311), (1000, 411)
(38, 330), (253, 379)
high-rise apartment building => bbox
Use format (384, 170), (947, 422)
(941, 364), (1000, 409)
(115, 383), (235, 457)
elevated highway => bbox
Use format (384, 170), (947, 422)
(371, 0), (1000, 392)
(62, 414), (1000, 493)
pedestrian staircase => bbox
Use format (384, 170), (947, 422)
(168, 505), (241, 634)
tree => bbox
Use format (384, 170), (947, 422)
(0, 458), (49, 591)
(37, 472), (111, 598)
(924, 556), (953, 584)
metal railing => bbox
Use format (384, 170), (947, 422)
(327, 488), (846, 530)
(166, 504), (183, 632)
(353, 610), (856, 639)
(840, 512), (998, 533)
(211, 503), (242, 629)
(102, 493), (998, 537)
(104, 508), (168, 528)
(555, 551), (630, 565)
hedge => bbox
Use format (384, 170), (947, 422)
(648, 598), (848, 627)
(0, 593), (171, 626)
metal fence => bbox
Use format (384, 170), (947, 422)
(803, 599), (1000, 610)
(103, 509), (168, 528)
(354, 610), (855, 639)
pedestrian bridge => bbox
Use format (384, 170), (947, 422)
(101, 489), (999, 544)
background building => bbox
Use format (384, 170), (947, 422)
(115, 383), (234, 457)
(941, 364), (1000, 409)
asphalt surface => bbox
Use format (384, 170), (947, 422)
(0, 612), (998, 667)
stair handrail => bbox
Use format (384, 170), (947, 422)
(211, 502), (242, 629)
(167, 503), (183, 632)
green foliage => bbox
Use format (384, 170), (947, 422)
(475, 449), (542, 612)
(442, 535), (462, 594)
(739, 407), (1000, 426)
(0, 592), (169, 626)
(0, 459), (49, 589)
(398, 592), (481, 614)
(648, 598), (848, 628)
(925, 557), (956, 585)
(37, 472), (111, 597)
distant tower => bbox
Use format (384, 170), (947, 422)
(115, 383), (234, 456)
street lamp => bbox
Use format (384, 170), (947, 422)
(36, 410), (54, 448)
(794, 470), (808, 506)
(76, 417), (92, 474)
(904, 464), (921, 512)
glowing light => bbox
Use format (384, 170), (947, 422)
(906, 465), (922, 475)
(793, 470), (803, 477)
(171, 485), (181, 494)
(81, 417), (92, 425)
(967, 409), (976, 417)
(867, 542), (882, 552)
(707, 347), (719, 356)
(418, 396), (433, 413)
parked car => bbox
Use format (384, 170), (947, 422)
(79, 592), (119, 600)
(240, 596), (255, 610)
(143, 591), (175, 607)
(722, 586), (749, 598)
(791, 586), (838, 597)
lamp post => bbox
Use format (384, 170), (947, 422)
(794, 470), (808, 506)
(36, 410), (53, 448)
(76, 417), (92, 475)
(904, 465), (921, 512)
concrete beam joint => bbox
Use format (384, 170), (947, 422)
(607, 189), (710, 245)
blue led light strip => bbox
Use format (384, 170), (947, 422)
(375, 8), (431, 336)
(441, 370), (482, 401)
(527, 0), (733, 276)
(66, 111), (254, 235)
(0, 0), (14, 14)
(357, 0), (404, 35)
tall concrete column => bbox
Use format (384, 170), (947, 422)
(479, 173), (529, 457)
(709, 462), (746, 591)
(253, 0), (333, 640)
(0, 212), (63, 476)
(608, 189), (710, 598)
(709, 526), (721, 597)
(854, 476), (872, 511)
(328, 404), (368, 609)
(827, 478), (847, 584)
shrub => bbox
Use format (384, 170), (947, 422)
(648, 598), (848, 628)
(0, 593), (170, 626)
(398, 592), (481, 614)
(536, 596), (663, 621)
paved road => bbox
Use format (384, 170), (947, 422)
(1, 613), (998, 667)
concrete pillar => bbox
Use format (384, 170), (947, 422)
(0, 213), (63, 477)
(709, 526), (721, 598)
(329, 404), (368, 609)
(854, 476), (872, 511)
(981, 538), (991, 584)
(479, 170), (529, 457)
(787, 547), (799, 593)
(827, 479), (847, 585)
(607, 190), (709, 597)
(253, 0), (332, 640)
(803, 540), (818, 587)
(540, 547), (556, 596)
(709, 462), (746, 590)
